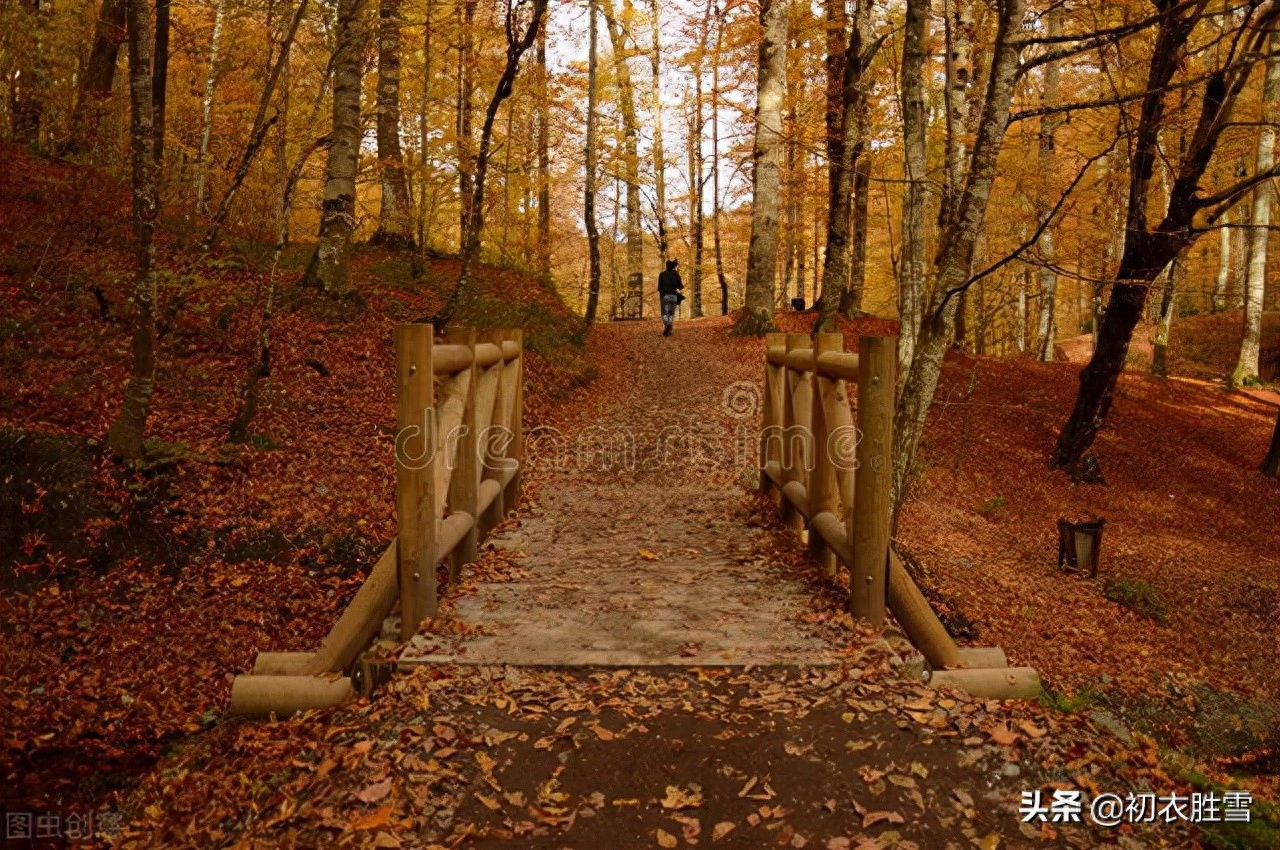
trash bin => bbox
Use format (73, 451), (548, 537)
(1057, 516), (1105, 578)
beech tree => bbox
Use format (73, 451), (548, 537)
(1263, 409), (1280, 476)
(711, 1), (729, 316)
(1232, 28), (1280, 388)
(814, 0), (879, 333)
(650, 0), (669, 263)
(896, 0), (928, 381)
(438, 0), (550, 324)
(372, 0), (414, 248)
(302, 0), (369, 293)
(106, 0), (159, 461)
(892, 0), (1028, 512)
(601, 0), (645, 317)
(1052, 2), (1280, 476)
(202, 0), (310, 251)
(1034, 4), (1064, 362)
(536, 25), (552, 279)
(584, 0), (603, 324)
(67, 0), (127, 154)
(192, 0), (227, 216)
(734, 0), (787, 336)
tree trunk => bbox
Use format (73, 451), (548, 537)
(817, 1), (879, 330)
(203, 0), (310, 250)
(1232, 193), (1250, 308)
(1232, 29), (1280, 388)
(106, 0), (159, 462)
(536, 26), (552, 279)
(584, 0), (602, 324)
(712, 1), (729, 315)
(940, 0), (975, 227)
(733, 0), (787, 336)
(1016, 272), (1027, 352)
(782, 93), (797, 306)
(152, 0), (170, 164)
(66, 0), (128, 154)
(231, 60), (334, 442)
(372, 0), (414, 248)
(892, 0), (1026, 515)
(10, 3), (50, 147)
(1034, 5), (1063, 361)
(601, 0), (644, 316)
(1214, 222), (1231, 313)
(1052, 2), (1271, 474)
(897, 0), (927, 382)
(457, 0), (476, 245)
(650, 0), (668, 262)
(689, 29), (706, 319)
(416, 0), (433, 251)
(815, 0), (847, 326)
(440, 0), (549, 324)
(1151, 255), (1179, 378)
(848, 144), (870, 313)
(230, 140), (330, 442)
(691, 6), (711, 317)
(1262, 408), (1280, 476)
(304, 0), (368, 293)
(193, 0), (227, 216)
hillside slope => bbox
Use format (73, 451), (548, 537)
(0, 144), (592, 812)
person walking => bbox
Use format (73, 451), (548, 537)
(657, 259), (684, 336)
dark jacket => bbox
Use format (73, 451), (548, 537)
(658, 269), (684, 297)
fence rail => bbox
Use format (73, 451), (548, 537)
(761, 332), (1040, 699)
(228, 325), (525, 718)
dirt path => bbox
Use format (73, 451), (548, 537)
(404, 317), (846, 667)
(116, 318), (1202, 849)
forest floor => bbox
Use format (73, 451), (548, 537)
(0, 144), (1277, 847)
(98, 319), (1252, 849)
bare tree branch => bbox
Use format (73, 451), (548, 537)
(933, 142), (1116, 321)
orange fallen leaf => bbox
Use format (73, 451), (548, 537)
(656, 828), (678, 848)
(713, 821), (736, 841)
(857, 765), (886, 784)
(1016, 719), (1047, 739)
(356, 778), (393, 804)
(862, 810), (905, 828)
(661, 784), (703, 810)
(986, 723), (1020, 746)
(351, 804), (393, 831)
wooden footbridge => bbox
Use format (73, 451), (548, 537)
(228, 324), (1037, 719)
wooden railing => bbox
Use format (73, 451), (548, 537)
(228, 325), (525, 718)
(761, 332), (1040, 698)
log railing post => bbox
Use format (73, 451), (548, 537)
(478, 328), (507, 534)
(807, 332), (843, 577)
(780, 333), (809, 531)
(504, 329), (524, 510)
(761, 332), (786, 497)
(445, 326), (479, 584)
(396, 324), (438, 640)
(850, 335), (896, 626)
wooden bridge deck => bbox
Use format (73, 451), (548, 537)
(399, 480), (845, 667)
